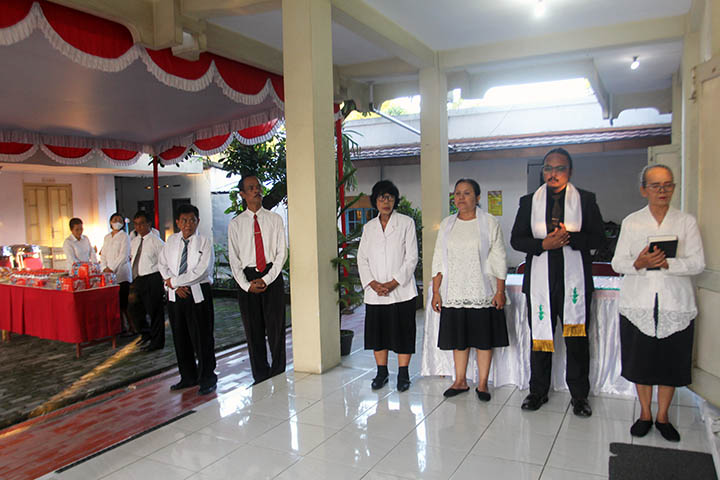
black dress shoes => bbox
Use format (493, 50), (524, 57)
(371, 375), (389, 390)
(198, 384), (217, 396)
(397, 377), (411, 392)
(170, 380), (197, 391)
(655, 421), (681, 442)
(521, 393), (548, 411)
(571, 398), (592, 417)
(443, 387), (470, 398)
(475, 389), (491, 402)
(630, 419), (653, 437)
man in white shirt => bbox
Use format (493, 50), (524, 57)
(130, 211), (166, 352)
(62, 217), (97, 269)
(158, 204), (217, 395)
(228, 176), (288, 384)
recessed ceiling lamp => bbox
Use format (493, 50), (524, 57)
(534, 0), (546, 17)
(630, 56), (640, 70)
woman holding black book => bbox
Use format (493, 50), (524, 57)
(611, 164), (705, 442)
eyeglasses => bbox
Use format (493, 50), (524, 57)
(645, 182), (675, 192)
(377, 194), (395, 202)
(542, 165), (569, 174)
(177, 217), (198, 225)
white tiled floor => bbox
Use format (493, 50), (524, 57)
(43, 341), (710, 480)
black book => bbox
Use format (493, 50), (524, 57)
(647, 235), (678, 270)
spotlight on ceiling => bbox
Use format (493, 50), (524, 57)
(631, 56), (640, 70)
(534, 0), (546, 17)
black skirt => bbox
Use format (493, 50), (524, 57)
(620, 315), (694, 387)
(364, 297), (417, 354)
(438, 306), (509, 351)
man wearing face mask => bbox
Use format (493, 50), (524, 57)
(100, 213), (133, 334)
(511, 148), (606, 417)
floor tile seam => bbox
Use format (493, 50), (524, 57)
(184, 439), (266, 478)
(537, 397), (571, 479)
(431, 388), (513, 480)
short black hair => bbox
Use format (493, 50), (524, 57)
(370, 180), (400, 210)
(639, 164), (674, 188)
(108, 212), (123, 224)
(69, 217), (83, 229)
(176, 204), (199, 220)
(133, 211), (151, 224)
(543, 147), (573, 170)
(454, 178), (481, 198)
(238, 175), (258, 192)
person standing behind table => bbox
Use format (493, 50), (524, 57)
(130, 211), (166, 352)
(62, 217), (97, 268)
(100, 213), (133, 334)
(357, 180), (419, 392)
(510, 148), (605, 417)
(431, 179), (508, 401)
(158, 204), (217, 395)
(611, 165), (705, 442)
(228, 175), (287, 385)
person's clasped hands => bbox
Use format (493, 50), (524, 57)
(542, 223), (570, 250)
(249, 278), (267, 294)
(369, 279), (399, 297)
(633, 245), (669, 270)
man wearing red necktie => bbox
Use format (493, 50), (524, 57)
(228, 175), (288, 384)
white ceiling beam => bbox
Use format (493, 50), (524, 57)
(180, 0), (281, 17)
(610, 88), (672, 120)
(205, 23), (284, 74)
(440, 15), (686, 70)
(331, 0), (435, 69)
(337, 58), (416, 79)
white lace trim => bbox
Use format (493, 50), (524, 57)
(0, 143), (38, 162)
(619, 306), (696, 339)
(444, 297), (495, 309)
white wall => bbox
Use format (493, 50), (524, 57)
(353, 150), (649, 270)
(115, 172), (213, 242)
(0, 171), (115, 248)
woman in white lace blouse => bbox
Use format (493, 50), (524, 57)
(611, 165), (705, 442)
(430, 179), (508, 401)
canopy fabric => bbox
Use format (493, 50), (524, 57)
(0, 0), (285, 165)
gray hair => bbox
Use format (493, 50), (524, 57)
(639, 164), (674, 188)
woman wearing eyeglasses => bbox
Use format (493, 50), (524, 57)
(357, 180), (419, 392)
(431, 179), (508, 401)
(612, 164), (705, 442)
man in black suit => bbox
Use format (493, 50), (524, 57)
(511, 148), (605, 417)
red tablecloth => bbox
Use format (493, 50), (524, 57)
(0, 284), (121, 343)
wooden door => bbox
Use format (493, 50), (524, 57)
(690, 56), (720, 405)
(23, 184), (73, 248)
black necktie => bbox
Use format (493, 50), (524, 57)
(551, 193), (562, 230)
(132, 237), (144, 280)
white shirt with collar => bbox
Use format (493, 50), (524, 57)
(357, 212), (419, 305)
(158, 232), (214, 303)
(130, 231), (165, 278)
(62, 234), (97, 268)
(611, 206), (705, 339)
(130, 228), (161, 240)
(228, 207), (287, 292)
(100, 231), (132, 283)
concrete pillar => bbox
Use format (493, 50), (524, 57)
(281, 0), (340, 373)
(419, 66), (449, 298)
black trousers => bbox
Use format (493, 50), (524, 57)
(130, 272), (165, 348)
(238, 265), (286, 383)
(168, 283), (217, 389)
(527, 259), (591, 399)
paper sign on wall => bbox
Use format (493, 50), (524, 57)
(488, 190), (502, 216)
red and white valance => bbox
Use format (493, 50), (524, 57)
(0, 0), (285, 165)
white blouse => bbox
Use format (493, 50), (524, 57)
(100, 231), (132, 284)
(611, 206), (705, 338)
(62, 234), (97, 268)
(357, 212), (419, 305)
(431, 213), (507, 309)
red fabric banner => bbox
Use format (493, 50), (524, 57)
(159, 146), (187, 161)
(194, 134), (231, 152)
(0, 141), (33, 155)
(237, 119), (279, 140)
(146, 49), (214, 80)
(101, 148), (138, 161)
(41, 1), (134, 58)
(214, 55), (284, 99)
(44, 145), (92, 158)
(0, 0), (33, 28)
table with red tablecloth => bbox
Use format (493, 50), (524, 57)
(0, 284), (121, 355)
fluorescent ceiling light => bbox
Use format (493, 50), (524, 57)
(631, 56), (640, 70)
